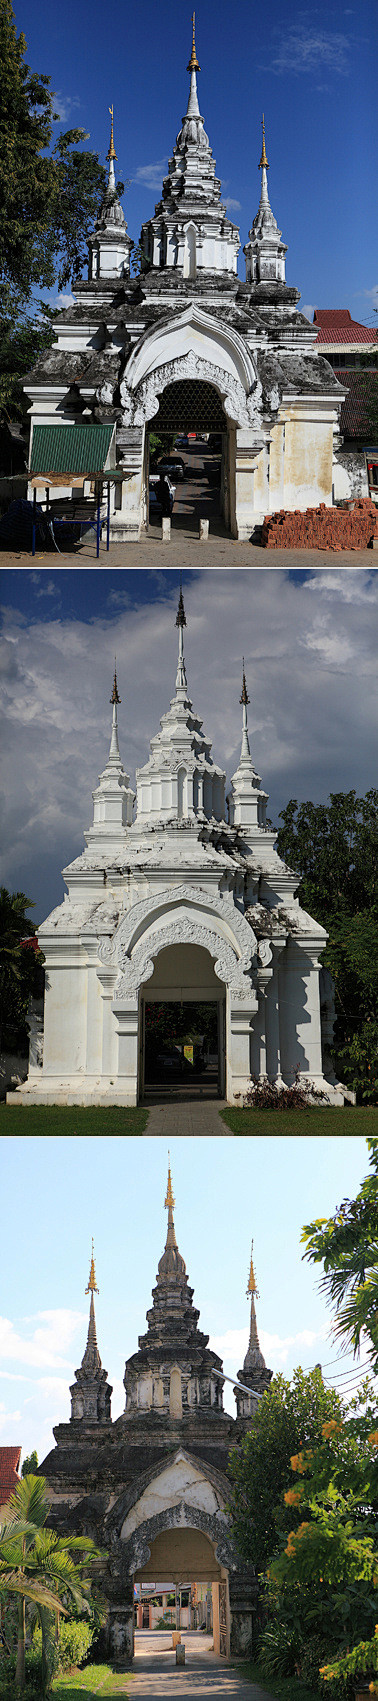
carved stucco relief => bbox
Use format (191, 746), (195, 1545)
(119, 351), (262, 430)
(113, 918), (254, 1002)
(99, 883), (257, 972)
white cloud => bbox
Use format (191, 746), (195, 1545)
(132, 158), (167, 192)
(53, 93), (81, 123)
(52, 293), (76, 311)
(210, 1325), (326, 1370)
(269, 25), (351, 76)
(0, 1310), (86, 1370)
(224, 197), (241, 212)
(300, 304), (315, 321)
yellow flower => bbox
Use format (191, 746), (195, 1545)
(296, 1522), (311, 1540)
(321, 1420), (342, 1439)
(284, 1487), (303, 1505)
(368, 1432), (378, 1448)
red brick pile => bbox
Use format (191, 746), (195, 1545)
(261, 498), (378, 551)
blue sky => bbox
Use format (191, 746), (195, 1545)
(1, 566), (377, 921)
(14, 0), (378, 323)
(0, 1132), (373, 1462)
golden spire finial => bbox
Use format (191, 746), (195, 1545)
(110, 657), (121, 705)
(165, 1154), (175, 1213)
(107, 105), (117, 163)
(86, 1239), (99, 1295)
(247, 1241), (259, 1299)
(240, 658), (250, 707)
(187, 11), (200, 72)
(259, 114), (269, 171)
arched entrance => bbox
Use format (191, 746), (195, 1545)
(148, 379), (228, 535)
(134, 1525), (229, 1656)
(140, 943), (226, 1101)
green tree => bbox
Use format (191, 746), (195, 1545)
(0, 888), (44, 1052)
(0, 1), (108, 420)
(276, 791), (378, 1101)
(0, 1475), (100, 1695)
(228, 1368), (343, 1575)
(21, 1452), (38, 1479)
(302, 1137), (378, 1374)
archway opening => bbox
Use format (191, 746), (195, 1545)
(139, 944), (226, 1102)
(134, 1526), (229, 1658)
(147, 380), (229, 536)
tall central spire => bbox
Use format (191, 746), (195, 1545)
(106, 105), (117, 194)
(186, 11), (201, 118)
(240, 660), (251, 760)
(109, 660), (121, 762)
(175, 584), (188, 693)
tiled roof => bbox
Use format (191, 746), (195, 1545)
(0, 1446), (21, 1508)
(313, 309), (376, 346)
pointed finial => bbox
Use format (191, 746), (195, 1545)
(259, 114), (269, 171)
(110, 658), (121, 705)
(247, 1241), (259, 1299)
(165, 1155), (175, 1213)
(107, 105), (117, 163)
(187, 11), (200, 71)
(240, 659), (250, 707)
(176, 584), (187, 629)
(86, 1239), (99, 1295)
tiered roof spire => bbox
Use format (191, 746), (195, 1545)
(244, 116), (287, 286)
(175, 584), (188, 692)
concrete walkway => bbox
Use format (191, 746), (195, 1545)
(131, 1632), (278, 1701)
(144, 1100), (229, 1137)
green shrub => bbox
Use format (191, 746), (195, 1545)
(33, 1620), (93, 1673)
(259, 1618), (303, 1677)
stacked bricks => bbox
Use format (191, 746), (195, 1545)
(261, 498), (378, 551)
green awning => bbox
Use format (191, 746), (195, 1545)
(30, 423), (115, 477)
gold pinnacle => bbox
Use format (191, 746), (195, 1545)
(187, 11), (200, 72)
(107, 105), (117, 163)
(240, 659), (250, 707)
(86, 1239), (99, 1295)
(110, 658), (121, 705)
(165, 1156), (175, 1212)
(247, 1241), (259, 1299)
(259, 114), (269, 171)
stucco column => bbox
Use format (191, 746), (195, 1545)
(279, 940), (325, 1085)
(112, 426), (145, 540)
(233, 428), (265, 541)
(97, 968), (118, 1076)
(265, 943), (285, 1083)
(112, 993), (139, 1104)
(83, 942), (103, 1075)
(227, 987), (258, 1103)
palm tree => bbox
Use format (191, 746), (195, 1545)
(0, 1475), (100, 1695)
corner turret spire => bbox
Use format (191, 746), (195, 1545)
(69, 1246), (112, 1424)
(88, 108), (133, 282)
(186, 12), (201, 117)
(244, 116), (287, 287)
(106, 105), (117, 193)
(109, 660), (121, 762)
(175, 584), (188, 693)
(235, 1240), (272, 1416)
(240, 660), (251, 760)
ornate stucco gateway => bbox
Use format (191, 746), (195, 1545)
(10, 587), (346, 1109)
(41, 1174), (270, 1664)
(24, 22), (345, 540)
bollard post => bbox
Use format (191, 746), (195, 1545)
(176, 1643), (185, 1666)
(162, 516), (171, 541)
(199, 518), (209, 540)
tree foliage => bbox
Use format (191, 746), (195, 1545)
(0, 888), (44, 1052)
(0, 1475), (100, 1695)
(276, 791), (378, 1101)
(228, 1368), (343, 1574)
(302, 1137), (378, 1374)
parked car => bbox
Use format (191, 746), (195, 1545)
(174, 434), (196, 449)
(156, 456), (185, 481)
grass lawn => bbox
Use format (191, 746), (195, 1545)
(237, 1659), (319, 1701)
(0, 1104), (149, 1136)
(52, 1666), (132, 1698)
(221, 1105), (378, 1136)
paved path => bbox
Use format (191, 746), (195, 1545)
(144, 1100), (229, 1137)
(131, 1632), (278, 1701)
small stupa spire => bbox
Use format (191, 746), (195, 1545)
(240, 659), (251, 759)
(186, 12), (201, 118)
(259, 114), (269, 171)
(187, 11), (200, 71)
(246, 1241), (263, 1358)
(247, 1240), (259, 1299)
(165, 1154), (175, 1223)
(109, 659), (121, 761)
(106, 105), (117, 194)
(157, 1154), (186, 1279)
(86, 1238), (99, 1295)
(175, 583), (188, 692)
